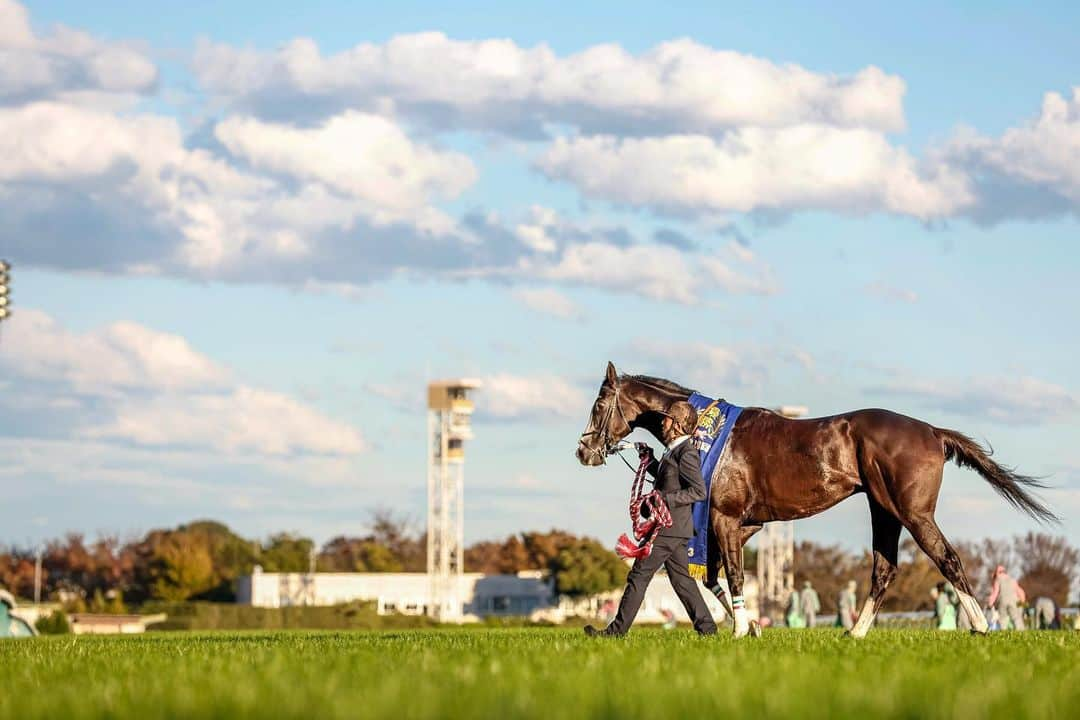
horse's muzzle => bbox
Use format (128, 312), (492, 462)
(576, 443), (604, 466)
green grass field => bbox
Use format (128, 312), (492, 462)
(3, 628), (1079, 719)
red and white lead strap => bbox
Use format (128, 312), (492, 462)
(615, 448), (672, 559)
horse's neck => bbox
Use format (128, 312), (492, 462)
(624, 380), (688, 440)
(633, 384), (690, 411)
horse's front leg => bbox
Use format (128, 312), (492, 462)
(713, 512), (751, 637)
(706, 524), (763, 631)
(705, 528), (735, 620)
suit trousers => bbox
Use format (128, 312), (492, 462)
(608, 534), (717, 635)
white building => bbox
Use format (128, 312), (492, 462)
(236, 568), (552, 618)
(236, 567), (759, 625)
(68, 613), (167, 635)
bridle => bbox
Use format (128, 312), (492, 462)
(578, 380), (634, 464)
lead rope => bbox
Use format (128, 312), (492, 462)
(615, 448), (672, 559)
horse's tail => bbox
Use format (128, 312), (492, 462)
(936, 427), (1058, 524)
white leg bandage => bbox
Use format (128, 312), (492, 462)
(849, 598), (876, 638)
(708, 583), (734, 616)
(956, 591), (989, 634)
(732, 596), (750, 638)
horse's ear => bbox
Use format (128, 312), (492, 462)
(606, 361), (618, 385)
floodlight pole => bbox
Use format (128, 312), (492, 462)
(34, 545), (42, 606)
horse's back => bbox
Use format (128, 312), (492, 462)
(739, 406), (942, 450)
(724, 407), (945, 521)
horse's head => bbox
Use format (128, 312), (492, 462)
(576, 361), (635, 466)
(576, 365), (695, 466)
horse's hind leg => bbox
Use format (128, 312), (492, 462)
(849, 500), (901, 638)
(904, 515), (988, 633)
(893, 469), (989, 634)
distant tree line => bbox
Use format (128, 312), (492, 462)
(464, 530), (628, 596)
(794, 533), (1079, 612)
(3, 516), (1073, 610)
(0, 513), (627, 605)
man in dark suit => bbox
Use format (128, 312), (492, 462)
(585, 400), (717, 636)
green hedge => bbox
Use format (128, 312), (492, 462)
(139, 601), (437, 631)
(35, 610), (71, 635)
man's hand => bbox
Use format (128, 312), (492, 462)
(634, 442), (653, 458)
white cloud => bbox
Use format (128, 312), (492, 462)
(0, 309), (365, 455)
(511, 288), (583, 320)
(513, 205), (560, 253)
(9, 1), (1078, 303)
(868, 375), (1078, 425)
(522, 240), (777, 304)
(623, 341), (819, 397)
(214, 112), (477, 212)
(0, 0), (156, 104)
(193, 33), (905, 135)
(944, 88), (1080, 220)
(0, 101), (181, 181)
(480, 373), (587, 420)
(0, 100), (294, 272)
(1, 308), (229, 394)
(85, 386), (365, 456)
(627, 341), (772, 392)
(538, 128), (973, 220)
(0, 101), (476, 278)
(0, 0), (32, 47)
(958, 89), (1080, 195)
(0, 102), (773, 303)
(0, 435), (379, 547)
(865, 282), (918, 303)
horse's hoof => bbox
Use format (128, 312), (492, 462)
(749, 621), (762, 638)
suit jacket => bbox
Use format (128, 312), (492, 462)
(646, 439), (706, 538)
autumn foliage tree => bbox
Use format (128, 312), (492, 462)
(319, 537), (403, 572)
(4, 518), (1075, 611)
(317, 509), (425, 573)
(794, 533), (1080, 612)
(133, 529), (216, 602)
(464, 530), (584, 574)
(551, 539), (629, 596)
(0, 548), (36, 598)
(1014, 533), (1079, 606)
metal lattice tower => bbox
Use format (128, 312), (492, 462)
(0, 260), (11, 326)
(426, 379), (481, 621)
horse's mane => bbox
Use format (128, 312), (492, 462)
(622, 374), (695, 397)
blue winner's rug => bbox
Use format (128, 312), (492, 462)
(685, 392), (743, 580)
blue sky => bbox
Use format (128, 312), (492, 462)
(1, 0), (1078, 555)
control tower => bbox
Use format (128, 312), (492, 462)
(426, 379), (481, 621)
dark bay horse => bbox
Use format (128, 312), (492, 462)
(576, 362), (1056, 637)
